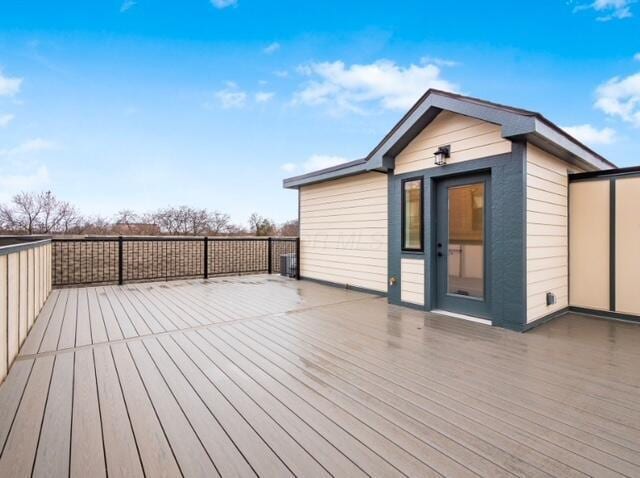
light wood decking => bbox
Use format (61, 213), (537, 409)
(0, 275), (639, 477)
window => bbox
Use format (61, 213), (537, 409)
(447, 183), (485, 298)
(402, 178), (423, 251)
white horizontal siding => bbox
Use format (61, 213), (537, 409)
(526, 144), (582, 323)
(394, 111), (512, 175)
(401, 258), (424, 305)
(300, 172), (388, 292)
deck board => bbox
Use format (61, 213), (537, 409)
(127, 340), (219, 477)
(0, 355), (54, 477)
(94, 345), (144, 478)
(279, 305), (640, 451)
(32, 353), (73, 478)
(70, 348), (106, 478)
(258, 315), (637, 474)
(109, 341), (181, 477)
(2, 275), (640, 477)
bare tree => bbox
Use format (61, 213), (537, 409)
(279, 219), (299, 237)
(208, 211), (231, 235)
(114, 209), (139, 226)
(56, 201), (81, 233)
(78, 216), (112, 235)
(249, 213), (277, 236)
(37, 191), (80, 233)
(0, 191), (80, 234)
(226, 223), (249, 236)
(188, 207), (210, 235)
(0, 190), (291, 238)
(0, 202), (17, 232)
(10, 192), (43, 234)
(149, 206), (211, 235)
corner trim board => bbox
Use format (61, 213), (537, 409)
(609, 179), (616, 312)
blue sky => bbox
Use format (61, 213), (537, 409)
(0, 0), (639, 225)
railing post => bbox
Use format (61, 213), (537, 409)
(203, 236), (209, 279)
(118, 236), (124, 285)
(267, 237), (272, 274)
(295, 237), (300, 280)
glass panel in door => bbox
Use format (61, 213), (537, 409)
(447, 183), (484, 299)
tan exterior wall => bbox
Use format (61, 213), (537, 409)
(0, 242), (52, 383)
(526, 145), (584, 323)
(299, 172), (388, 292)
(569, 181), (610, 311)
(615, 177), (640, 315)
(394, 111), (512, 175)
(401, 258), (424, 305)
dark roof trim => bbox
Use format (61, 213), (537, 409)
(569, 165), (640, 182)
(282, 158), (369, 188)
(283, 89), (615, 189)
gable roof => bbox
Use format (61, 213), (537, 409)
(283, 89), (616, 189)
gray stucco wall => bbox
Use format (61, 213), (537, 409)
(387, 146), (527, 331)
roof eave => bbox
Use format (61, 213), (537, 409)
(283, 89), (615, 189)
(283, 159), (384, 189)
(528, 118), (616, 170)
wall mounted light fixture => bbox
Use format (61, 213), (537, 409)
(434, 145), (451, 166)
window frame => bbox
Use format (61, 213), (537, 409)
(401, 176), (424, 252)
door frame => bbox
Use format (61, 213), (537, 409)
(433, 173), (492, 319)
(388, 151), (528, 330)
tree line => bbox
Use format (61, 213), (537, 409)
(0, 191), (298, 237)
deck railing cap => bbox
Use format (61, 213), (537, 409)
(0, 238), (52, 256)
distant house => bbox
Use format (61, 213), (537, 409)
(112, 222), (161, 235)
(284, 89), (640, 331)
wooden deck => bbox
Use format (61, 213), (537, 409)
(1, 275), (639, 477)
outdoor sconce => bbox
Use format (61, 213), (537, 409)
(434, 145), (451, 166)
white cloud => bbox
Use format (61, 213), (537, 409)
(263, 42), (280, 54)
(562, 124), (617, 145)
(0, 165), (50, 200)
(210, 0), (237, 9)
(0, 138), (57, 157)
(574, 0), (634, 21)
(120, 0), (136, 12)
(281, 154), (350, 174)
(420, 56), (460, 67)
(634, 53), (640, 61)
(213, 82), (247, 109)
(280, 162), (297, 173)
(0, 70), (22, 96)
(0, 113), (14, 127)
(273, 70), (289, 78)
(595, 71), (640, 127)
(292, 59), (458, 114)
(255, 91), (275, 103)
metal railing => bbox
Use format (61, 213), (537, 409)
(51, 236), (299, 287)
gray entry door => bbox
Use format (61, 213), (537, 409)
(435, 174), (491, 318)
